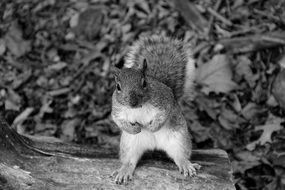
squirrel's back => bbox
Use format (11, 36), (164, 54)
(124, 35), (195, 99)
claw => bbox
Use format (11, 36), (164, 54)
(193, 163), (201, 170)
(176, 160), (201, 178)
(111, 170), (118, 178)
(113, 164), (135, 185)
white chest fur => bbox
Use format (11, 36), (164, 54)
(121, 125), (183, 153)
(117, 103), (160, 125)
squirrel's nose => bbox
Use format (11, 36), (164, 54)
(129, 96), (139, 107)
(129, 92), (141, 107)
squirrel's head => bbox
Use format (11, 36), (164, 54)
(113, 60), (149, 108)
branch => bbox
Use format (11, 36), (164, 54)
(0, 119), (235, 190)
(217, 31), (285, 53)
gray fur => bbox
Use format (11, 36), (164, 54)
(125, 35), (195, 99)
(112, 35), (199, 184)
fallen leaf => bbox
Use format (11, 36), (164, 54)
(196, 54), (238, 94)
(272, 152), (285, 167)
(210, 122), (234, 149)
(12, 69), (32, 89)
(218, 104), (242, 130)
(5, 100), (19, 111)
(61, 118), (80, 142)
(266, 95), (278, 107)
(278, 55), (285, 69)
(75, 8), (105, 40)
(272, 69), (285, 110)
(4, 88), (22, 111)
(232, 160), (260, 174)
(247, 114), (284, 151)
(4, 21), (31, 57)
(70, 12), (79, 28)
(0, 38), (6, 56)
(235, 56), (258, 88)
(231, 94), (242, 112)
(241, 102), (266, 121)
(195, 94), (219, 120)
(32, 0), (55, 13)
(236, 150), (260, 162)
(190, 121), (210, 143)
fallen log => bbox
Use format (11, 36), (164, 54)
(0, 119), (235, 190)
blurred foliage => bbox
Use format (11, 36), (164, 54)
(0, 0), (285, 189)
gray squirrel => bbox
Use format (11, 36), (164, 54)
(111, 35), (200, 184)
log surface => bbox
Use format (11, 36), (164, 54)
(0, 119), (235, 190)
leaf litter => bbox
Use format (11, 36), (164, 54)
(0, 0), (285, 189)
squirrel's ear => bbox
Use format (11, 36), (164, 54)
(142, 58), (147, 74)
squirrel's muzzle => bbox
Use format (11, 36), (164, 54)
(127, 92), (143, 107)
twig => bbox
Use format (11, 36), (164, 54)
(12, 107), (34, 126)
(261, 36), (285, 45)
(48, 87), (71, 96)
(206, 0), (223, 37)
(227, 24), (267, 37)
(218, 31), (285, 53)
(253, 9), (285, 24)
(207, 7), (233, 26)
(172, 0), (208, 36)
(193, 42), (211, 55)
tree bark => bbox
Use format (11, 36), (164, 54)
(0, 119), (235, 190)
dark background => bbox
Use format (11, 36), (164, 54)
(0, 0), (284, 189)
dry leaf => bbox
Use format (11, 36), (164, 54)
(236, 150), (260, 162)
(278, 55), (285, 69)
(75, 8), (105, 40)
(232, 160), (260, 174)
(272, 69), (285, 110)
(4, 88), (22, 111)
(0, 38), (6, 56)
(235, 56), (258, 88)
(190, 121), (210, 143)
(4, 21), (31, 57)
(61, 118), (80, 141)
(196, 54), (238, 94)
(241, 102), (265, 121)
(218, 106), (240, 130)
(246, 114), (283, 150)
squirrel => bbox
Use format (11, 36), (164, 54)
(111, 35), (200, 184)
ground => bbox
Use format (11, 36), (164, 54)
(0, 0), (285, 189)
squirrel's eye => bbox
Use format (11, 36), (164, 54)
(142, 79), (147, 89)
(116, 83), (121, 92)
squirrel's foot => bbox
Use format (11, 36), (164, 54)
(176, 160), (201, 177)
(113, 164), (135, 185)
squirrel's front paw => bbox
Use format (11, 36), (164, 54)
(123, 123), (141, 134)
(176, 160), (201, 177)
(113, 164), (135, 185)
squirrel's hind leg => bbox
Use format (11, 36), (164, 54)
(113, 131), (152, 184)
(162, 121), (201, 177)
